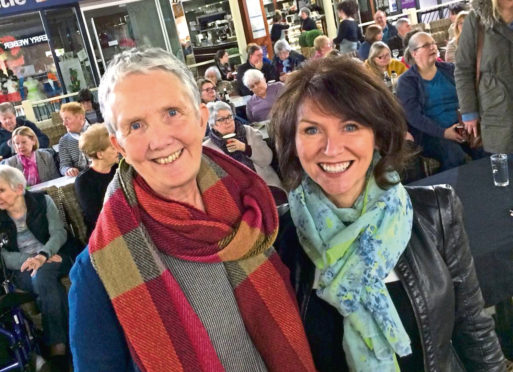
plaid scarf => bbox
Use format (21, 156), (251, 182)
(89, 147), (315, 372)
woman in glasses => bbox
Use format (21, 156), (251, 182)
(197, 78), (218, 104)
(203, 101), (283, 191)
(397, 32), (484, 171)
(364, 41), (407, 80)
(243, 69), (284, 123)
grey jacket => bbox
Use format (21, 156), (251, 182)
(455, 0), (513, 153)
(203, 125), (283, 190)
(3, 149), (60, 184)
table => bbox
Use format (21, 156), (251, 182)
(29, 175), (75, 192)
(411, 156), (513, 307)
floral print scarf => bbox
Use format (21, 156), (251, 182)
(288, 160), (413, 371)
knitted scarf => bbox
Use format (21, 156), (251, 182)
(289, 159), (413, 372)
(19, 152), (40, 186)
(208, 121), (256, 171)
(89, 147), (315, 372)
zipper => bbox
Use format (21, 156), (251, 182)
(395, 254), (431, 372)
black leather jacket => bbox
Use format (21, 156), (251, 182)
(276, 185), (506, 372)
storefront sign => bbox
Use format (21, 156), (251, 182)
(0, 0), (81, 17)
(2, 34), (47, 49)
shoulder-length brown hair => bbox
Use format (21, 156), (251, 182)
(270, 57), (410, 191)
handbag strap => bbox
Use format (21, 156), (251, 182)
(475, 13), (485, 91)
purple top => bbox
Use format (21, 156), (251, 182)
(246, 82), (284, 122)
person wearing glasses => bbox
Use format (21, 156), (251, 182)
(243, 69), (284, 123)
(203, 101), (282, 191)
(397, 32), (485, 171)
(364, 41), (407, 80)
(197, 78), (218, 104)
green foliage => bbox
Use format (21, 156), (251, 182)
(226, 47), (241, 65)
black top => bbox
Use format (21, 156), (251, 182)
(74, 165), (117, 237)
(333, 19), (362, 45)
(302, 278), (423, 371)
(301, 17), (317, 32)
(271, 23), (290, 42)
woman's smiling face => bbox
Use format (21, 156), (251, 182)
(295, 99), (375, 208)
(110, 70), (207, 202)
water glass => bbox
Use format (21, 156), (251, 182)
(490, 153), (509, 187)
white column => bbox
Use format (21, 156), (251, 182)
(229, 0), (248, 60)
(322, 0), (338, 38)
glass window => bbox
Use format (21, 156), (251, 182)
(44, 7), (96, 93)
(0, 11), (57, 102)
(83, 0), (167, 75)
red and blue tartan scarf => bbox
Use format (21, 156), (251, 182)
(89, 147), (316, 372)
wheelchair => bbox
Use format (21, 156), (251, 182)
(0, 233), (43, 372)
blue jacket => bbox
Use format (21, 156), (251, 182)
(396, 61), (455, 142)
(0, 117), (50, 158)
(69, 249), (138, 371)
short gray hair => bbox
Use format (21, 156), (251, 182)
(98, 47), (200, 135)
(242, 69), (265, 89)
(408, 31), (432, 51)
(206, 101), (233, 129)
(204, 66), (221, 81)
(395, 18), (410, 28)
(0, 102), (15, 115)
(0, 164), (26, 192)
(300, 7), (311, 16)
(274, 39), (292, 55)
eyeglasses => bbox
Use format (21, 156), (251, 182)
(376, 53), (391, 60)
(202, 86), (216, 93)
(414, 41), (437, 51)
(216, 114), (233, 124)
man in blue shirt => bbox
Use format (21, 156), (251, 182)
(374, 10), (398, 44)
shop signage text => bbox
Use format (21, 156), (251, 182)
(2, 34), (47, 49)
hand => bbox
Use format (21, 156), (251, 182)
(227, 72), (233, 79)
(47, 254), (62, 263)
(279, 73), (288, 82)
(254, 60), (263, 70)
(444, 123), (465, 143)
(66, 168), (79, 177)
(226, 139), (246, 152)
(20, 255), (47, 277)
(463, 118), (478, 137)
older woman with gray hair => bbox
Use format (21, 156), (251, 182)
(68, 48), (316, 372)
(272, 39), (305, 82)
(203, 101), (283, 191)
(0, 164), (72, 369)
(300, 7), (317, 31)
(243, 69), (284, 122)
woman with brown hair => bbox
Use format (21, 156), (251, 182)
(445, 11), (469, 63)
(358, 24), (382, 60)
(271, 56), (505, 371)
(2, 126), (59, 185)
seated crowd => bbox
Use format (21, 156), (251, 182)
(1, 0), (512, 369)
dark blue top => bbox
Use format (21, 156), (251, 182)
(358, 41), (371, 60)
(333, 19), (362, 45)
(396, 61), (456, 142)
(422, 70), (459, 129)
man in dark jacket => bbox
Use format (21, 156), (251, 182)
(236, 45), (277, 96)
(386, 18), (411, 56)
(374, 10), (398, 44)
(0, 102), (49, 158)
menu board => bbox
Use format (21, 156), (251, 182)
(245, 0), (266, 39)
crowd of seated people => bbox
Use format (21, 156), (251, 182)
(2, 4), (510, 368)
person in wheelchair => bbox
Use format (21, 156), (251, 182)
(0, 165), (72, 370)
